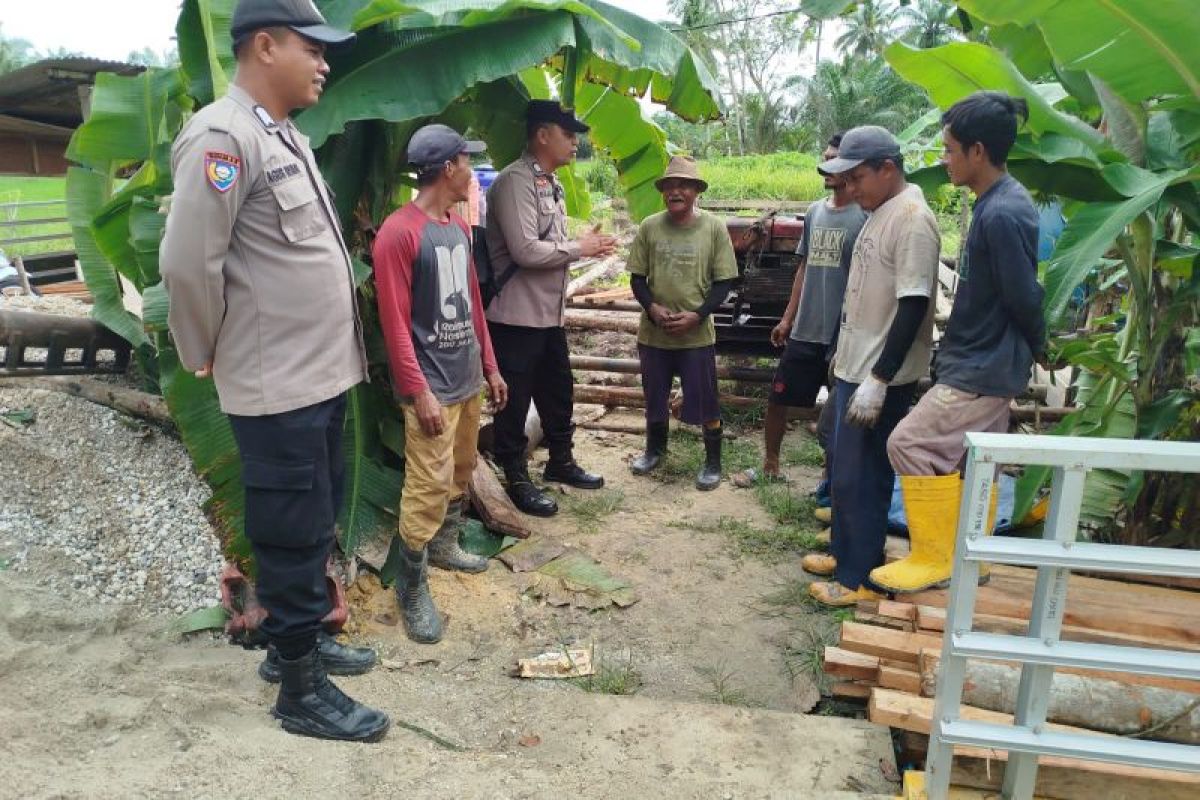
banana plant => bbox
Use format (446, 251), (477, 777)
(885, 0), (1200, 543)
(66, 0), (723, 568)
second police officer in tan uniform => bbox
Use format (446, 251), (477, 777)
(484, 100), (617, 517)
(160, 0), (388, 742)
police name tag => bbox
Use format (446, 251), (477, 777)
(204, 151), (241, 193)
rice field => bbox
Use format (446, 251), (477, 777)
(0, 176), (71, 259)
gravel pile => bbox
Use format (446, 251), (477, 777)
(0, 293), (92, 317)
(0, 386), (223, 616)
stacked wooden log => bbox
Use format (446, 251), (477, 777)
(823, 564), (1200, 798)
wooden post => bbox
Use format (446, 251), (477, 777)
(12, 255), (33, 296)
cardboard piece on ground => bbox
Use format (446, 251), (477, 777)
(467, 458), (531, 539)
(498, 537), (568, 572)
(514, 647), (594, 679)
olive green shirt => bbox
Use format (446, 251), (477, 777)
(627, 209), (738, 350)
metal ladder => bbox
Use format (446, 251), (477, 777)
(924, 432), (1200, 799)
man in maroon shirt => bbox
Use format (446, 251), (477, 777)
(372, 124), (508, 643)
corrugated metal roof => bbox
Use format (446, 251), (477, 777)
(0, 57), (145, 128)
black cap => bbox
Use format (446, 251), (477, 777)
(407, 124), (486, 168)
(818, 125), (901, 175)
(231, 0), (356, 46)
(527, 99), (589, 134)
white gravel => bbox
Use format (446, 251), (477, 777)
(0, 385), (223, 615)
(0, 293), (92, 317)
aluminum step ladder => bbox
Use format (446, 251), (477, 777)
(924, 432), (1200, 799)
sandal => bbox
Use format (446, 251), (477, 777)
(732, 467), (786, 489)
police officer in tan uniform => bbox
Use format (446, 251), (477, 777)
(485, 101), (616, 516)
(160, 0), (388, 742)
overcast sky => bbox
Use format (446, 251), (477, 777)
(0, 0), (678, 61)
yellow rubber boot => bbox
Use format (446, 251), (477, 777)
(801, 553), (836, 576)
(869, 474), (963, 593)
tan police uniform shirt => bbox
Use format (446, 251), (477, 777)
(833, 183), (939, 386)
(483, 152), (582, 328)
(160, 84), (367, 416)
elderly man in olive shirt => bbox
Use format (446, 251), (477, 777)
(484, 100), (616, 517)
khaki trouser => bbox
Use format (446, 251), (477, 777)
(887, 384), (1010, 476)
(398, 395), (481, 550)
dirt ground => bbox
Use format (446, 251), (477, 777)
(0, 398), (900, 798)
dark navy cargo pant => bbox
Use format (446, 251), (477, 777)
(488, 322), (575, 469)
(228, 393), (346, 652)
(829, 379), (916, 592)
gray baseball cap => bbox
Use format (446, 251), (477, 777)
(231, 0), (355, 46)
(818, 125), (901, 175)
(407, 124), (486, 168)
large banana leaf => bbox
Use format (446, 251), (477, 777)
(1043, 166), (1200, 321)
(885, 41), (1106, 151)
(66, 167), (149, 349)
(177, 0), (236, 106)
(956, 0), (1200, 108)
(297, 13), (577, 147)
(576, 82), (670, 221)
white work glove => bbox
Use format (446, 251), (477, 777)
(845, 374), (888, 429)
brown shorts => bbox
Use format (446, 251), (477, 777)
(887, 384), (1010, 476)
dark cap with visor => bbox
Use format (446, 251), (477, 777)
(231, 0), (356, 46)
(818, 125), (901, 175)
(407, 124), (486, 168)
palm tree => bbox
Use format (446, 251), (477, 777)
(898, 0), (958, 49)
(834, 0), (899, 59)
(802, 57), (931, 144)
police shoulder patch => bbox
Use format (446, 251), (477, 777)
(204, 151), (241, 193)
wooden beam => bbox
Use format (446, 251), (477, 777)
(822, 646), (879, 682)
(877, 664), (922, 695)
(869, 688), (1200, 790)
(837, 621), (941, 664)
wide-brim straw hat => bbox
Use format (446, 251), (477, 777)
(654, 155), (708, 192)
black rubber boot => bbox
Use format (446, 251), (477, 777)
(696, 426), (722, 491)
(543, 450), (605, 489)
(504, 464), (558, 517)
(395, 542), (444, 643)
(258, 631), (377, 683)
(272, 649), (390, 742)
(427, 498), (488, 573)
(630, 421), (669, 475)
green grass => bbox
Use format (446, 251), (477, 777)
(699, 152), (826, 201)
(656, 427), (759, 483)
(782, 434), (825, 468)
(571, 654), (642, 696)
(753, 482), (823, 542)
(0, 176), (71, 258)
(695, 663), (756, 707)
(578, 152), (827, 205)
(562, 488), (626, 535)
(673, 515), (821, 561)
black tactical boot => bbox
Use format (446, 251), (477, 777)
(427, 498), (488, 573)
(543, 450), (605, 489)
(272, 649), (390, 742)
(258, 631), (377, 683)
(395, 542), (444, 643)
(630, 421), (669, 475)
(696, 426), (722, 491)
(504, 464), (558, 517)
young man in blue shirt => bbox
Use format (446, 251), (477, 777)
(872, 92), (1047, 594)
